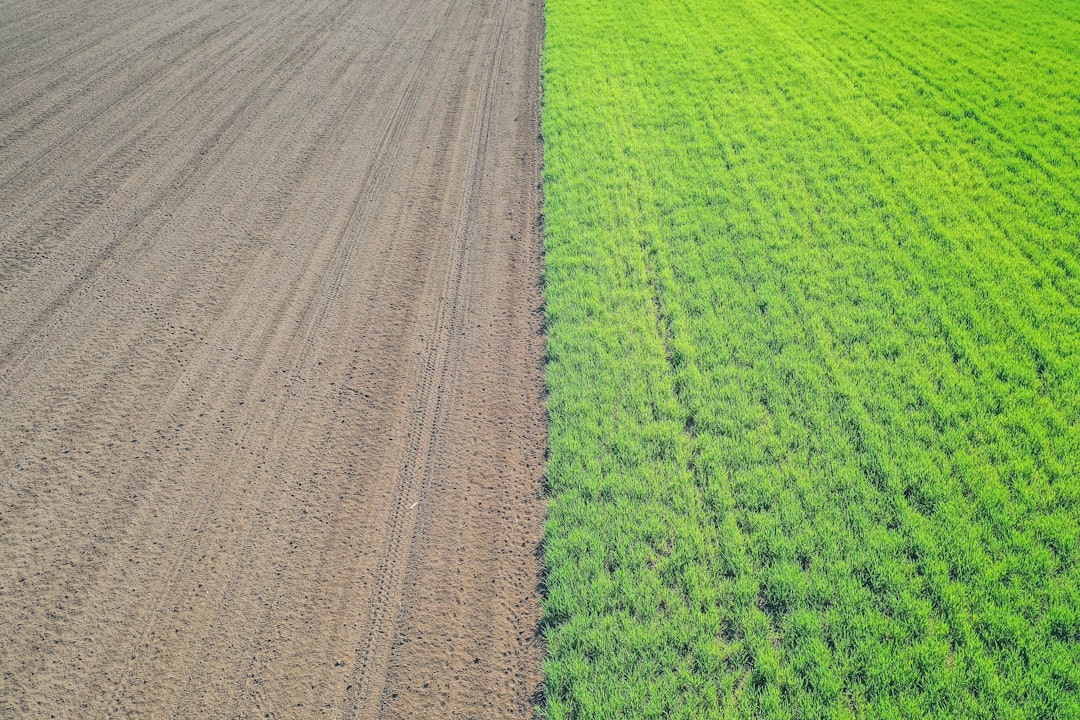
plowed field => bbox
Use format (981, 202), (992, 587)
(0, 0), (545, 717)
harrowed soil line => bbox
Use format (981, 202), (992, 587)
(0, 0), (547, 716)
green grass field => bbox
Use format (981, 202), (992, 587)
(540, 0), (1080, 717)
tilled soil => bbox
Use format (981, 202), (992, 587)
(0, 0), (545, 717)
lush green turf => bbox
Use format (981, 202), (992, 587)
(540, 0), (1080, 716)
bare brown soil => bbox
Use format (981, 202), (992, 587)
(0, 0), (545, 717)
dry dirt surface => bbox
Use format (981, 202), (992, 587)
(0, 0), (545, 716)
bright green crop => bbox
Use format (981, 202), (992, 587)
(541, 0), (1080, 717)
